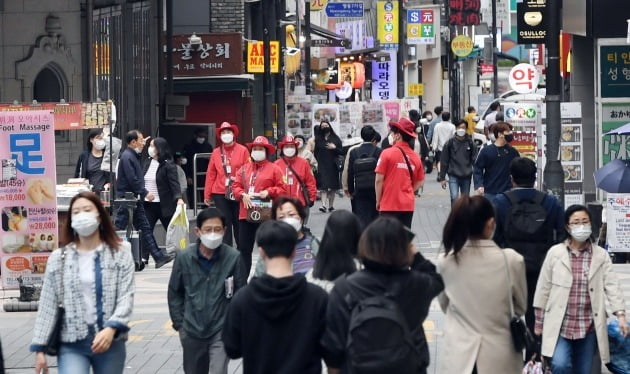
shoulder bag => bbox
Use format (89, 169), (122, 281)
(396, 146), (415, 186)
(284, 159), (313, 207)
(501, 250), (536, 353)
(241, 166), (272, 223)
(46, 248), (66, 356)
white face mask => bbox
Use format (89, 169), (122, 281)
(148, 146), (156, 158)
(251, 150), (266, 162)
(456, 129), (466, 137)
(200, 232), (223, 249)
(180, 158), (188, 165)
(221, 133), (234, 144)
(196, 137), (206, 144)
(282, 217), (302, 232)
(570, 224), (592, 242)
(426, 115), (433, 121)
(71, 212), (100, 237)
(94, 139), (106, 150)
(283, 147), (297, 157)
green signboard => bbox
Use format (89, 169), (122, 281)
(601, 102), (630, 164)
(600, 45), (630, 98)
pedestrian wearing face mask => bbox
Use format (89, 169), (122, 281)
(204, 122), (250, 248)
(115, 130), (175, 268)
(431, 111), (456, 180)
(295, 135), (318, 174)
(174, 152), (189, 205)
(439, 119), (478, 204)
(183, 127), (214, 205)
(168, 207), (246, 374)
(473, 122), (520, 202)
(533, 205), (628, 374)
(275, 136), (317, 215)
(314, 121), (343, 213)
(75, 128), (112, 194)
(232, 136), (287, 276)
(142, 137), (185, 264)
(32, 192), (135, 374)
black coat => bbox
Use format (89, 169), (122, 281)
(143, 159), (183, 218)
(321, 253), (444, 373)
(314, 134), (343, 190)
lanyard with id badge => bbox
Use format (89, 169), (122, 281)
(220, 146), (236, 200)
(241, 165), (272, 223)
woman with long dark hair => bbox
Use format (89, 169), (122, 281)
(142, 137), (184, 263)
(31, 192), (134, 374)
(74, 128), (111, 194)
(314, 121), (343, 213)
(306, 210), (361, 292)
(437, 195), (526, 373)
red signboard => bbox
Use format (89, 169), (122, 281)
(481, 63), (494, 74)
(449, 0), (481, 25)
(165, 32), (243, 77)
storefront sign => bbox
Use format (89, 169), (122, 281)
(166, 33), (243, 76)
(451, 35), (474, 57)
(601, 102), (630, 164)
(508, 63), (540, 94)
(0, 102), (112, 130)
(377, 0), (399, 49)
(247, 41), (280, 74)
(407, 9), (435, 44)
(504, 102), (540, 162)
(517, 0), (547, 44)
(0, 110), (57, 289)
(408, 83), (424, 96)
(371, 51), (397, 101)
(449, 0), (481, 26)
(599, 45), (630, 98)
(606, 194), (630, 252)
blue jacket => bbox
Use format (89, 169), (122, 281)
(473, 144), (520, 194)
(116, 147), (148, 198)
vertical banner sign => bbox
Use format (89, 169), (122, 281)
(247, 41), (280, 73)
(601, 103), (630, 164)
(449, 0), (481, 26)
(377, 0), (399, 50)
(371, 52), (397, 101)
(517, 0), (547, 44)
(407, 9), (435, 44)
(559, 103), (584, 206)
(606, 194), (630, 253)
(599, 45), (630, 98)
(0, 110), (57, 289)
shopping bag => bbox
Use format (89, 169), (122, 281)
(165, 204), (189, 254)
(607, 320), (630, 374)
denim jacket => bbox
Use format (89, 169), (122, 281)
(30, 242), (135, 352)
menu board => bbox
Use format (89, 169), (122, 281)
(559, 103), (584, 206)
(286, 96), (314, 138)
(0, 111), (58, 289)
(606, 194), (630, 252)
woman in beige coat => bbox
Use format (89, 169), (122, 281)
(437, 195), (527, 374)
(533, 204), (628, 374)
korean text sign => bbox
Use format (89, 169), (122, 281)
(166, 33), (243, 77)
(601, 102), (630, 164)
(371, 51), (397, 101)
(377, 0), (399, 49)
(0, 110), (58, 289)
(606, 194), (630, 253)
(599, 45), (630, 98)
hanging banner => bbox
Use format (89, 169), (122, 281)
(371, 51), (397, 101)
(377, 0), (399, 50)
(606, 194), (630, 253)
(247, 41), (280, 74)
(0, 102), (112, 130)
(0, 110), (57, 289)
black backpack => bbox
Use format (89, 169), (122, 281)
(353, 147), (378, 192)
(504, 190), (552, 272)
(345, 282), (424, 374)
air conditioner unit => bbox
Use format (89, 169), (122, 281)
(165, 95), (189, 120)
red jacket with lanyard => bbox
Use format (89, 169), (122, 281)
(232, 160), (287, 220)
(274, 156), (318, 207)
(204, 143), (250, 200)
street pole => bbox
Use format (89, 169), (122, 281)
(543, 0), (564, 206)
(275, 0), (286, 139)
(305, 2), (311, 94)
(397, 0), (405, 99)
(263, 0), (274, 137)
(491, 0), (498, 97)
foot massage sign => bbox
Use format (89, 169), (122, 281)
(0, 110), (57, 289)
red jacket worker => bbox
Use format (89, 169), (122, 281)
(375, 117), (425, 228)
(274, 136), (317, 217)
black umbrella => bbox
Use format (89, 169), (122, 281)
(594, 159), (630, 193)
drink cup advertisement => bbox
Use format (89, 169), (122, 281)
(0, 110), (57, 289)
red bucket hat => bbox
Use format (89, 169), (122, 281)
(215, 121), (240, 141)
(277, 135), (299, 148)
(246, 136), (276, 154)
(389, 117), (417, 138)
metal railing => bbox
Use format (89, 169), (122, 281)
(192, 152), (212, 216)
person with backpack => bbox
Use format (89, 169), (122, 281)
(439, 119), (478, 204)
(437, 195), (527, 374)
(346, 125), (382, 228)
(492, 157), (565, 359)
(321, 217), (444, 374)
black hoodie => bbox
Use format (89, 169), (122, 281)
(222, 274), (328, 374)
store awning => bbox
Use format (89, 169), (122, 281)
(172, 74), (255, 93)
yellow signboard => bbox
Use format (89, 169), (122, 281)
(451, 35), (474, 58)
(408, 83), (424, 96)
(377, 1), (399, 47)
(247, 41), (280, 73)
(310, 0), (327, 11)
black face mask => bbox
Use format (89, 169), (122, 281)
(322, 128), (331, 134)
(504, 134), (514, 143)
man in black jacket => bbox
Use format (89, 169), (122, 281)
(439, 120), (478, 204)
(114, 130), (174, 268)
(222, 220), (329, 374)
(183, 127), (213, 205)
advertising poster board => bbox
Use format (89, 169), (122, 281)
(601, 102), (630, 164)
(0, 110), (57, 289)
(503, 102), (540, 162)
(0, 102), (112, 130)
(362, 102), (388, 140)
(339, 102), (364, 139)
(606, 194), (630, 252)
(286, 95), (314, 138)
(312, 104), (341, 135)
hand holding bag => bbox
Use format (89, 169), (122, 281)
(246, 198), (272, 223)
(46, 248), (66, 356)
(501, 250), (536, 353)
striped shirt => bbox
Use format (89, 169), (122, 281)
(560, 244), (594, 339)
(144, 159), (160, 202)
